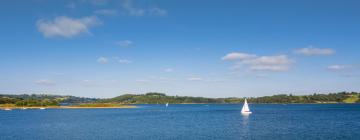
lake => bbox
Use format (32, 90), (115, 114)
(1, 104), (359, 140)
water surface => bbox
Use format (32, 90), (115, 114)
(1, 104), (359, 140)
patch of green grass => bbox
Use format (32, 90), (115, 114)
(343, 95), (359, 103)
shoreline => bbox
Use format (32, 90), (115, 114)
(127, 102), (357, 104)
(1, 103), (357, 110)
(0, 105), (137, 109)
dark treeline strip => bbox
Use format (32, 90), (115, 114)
(0, 94), (98, 104)
(0, 98), (59, 107)
(99, 92), (360, 104)
(1, 92), (359, 105)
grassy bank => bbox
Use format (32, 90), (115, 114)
(0, 103), (136, 109)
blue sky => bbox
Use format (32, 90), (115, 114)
(0, 0), (359, 98)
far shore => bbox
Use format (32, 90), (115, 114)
(1, 102), (358, 110)
(0, 105), (137, 109)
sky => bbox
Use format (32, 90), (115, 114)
(0, 0), (359, 98)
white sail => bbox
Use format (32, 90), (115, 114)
(165, 103), (169, 107)
(241, 99), (252, 114)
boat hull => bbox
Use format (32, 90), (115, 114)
(241, 111), (252, 114)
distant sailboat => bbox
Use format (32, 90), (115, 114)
(4, 108), (12, 111)
(21, 102), (27, 110)
(40, 102), (46, 110)
(241, 99), (252, 114)
(165, 103), (169, 107)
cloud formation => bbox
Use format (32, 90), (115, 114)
(94, 9), (118, 16)
(294, 46), (335, 56)
(148, 7), (168, 16)
(83, 0), (108, 6)
(97, 57), (108, 64)
(114, 57), (132, 64)
(121, 0), (145, 16)
(116, 40), (133, 47)
(187, 77), (203, 81)
(327, 65), (349, 71)
(37, 16), (101, 38)
(223, 52), (293, 72)
(327, 64), (360, 77)
(35, 79), (56, 86)
(222, 52), (257, 61)
(164, 68), (174, 72)
(121, 0), (167, 16)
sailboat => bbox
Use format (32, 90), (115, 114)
(241, 99), (252, 114)
(165, 103), (169, 107)
(39, 102), (46, 110)
(21, 102), (27, 110)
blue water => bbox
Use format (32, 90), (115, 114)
(1, 104), (360, 140)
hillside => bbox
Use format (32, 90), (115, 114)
(1, 92), (359, 106)
(0, 94), (98, 107)
(99, 92), (360, 104)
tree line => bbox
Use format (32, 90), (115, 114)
(0, 94), (98, 106)
(1, 92), (359, 105)
(99, 92), (360, 104)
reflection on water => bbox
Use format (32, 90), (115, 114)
(241, 113), (250, 125)
(240, 113), (250, 139)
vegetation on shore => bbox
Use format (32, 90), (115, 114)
(99, 92), (360, 104)
(1, 92), (359, 106)
(0, 94), (97, 104)
(0, 94), (97, 107)
(0, 98), (59, 107)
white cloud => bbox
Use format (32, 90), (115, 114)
(149, 7), (168, 16)
(118, 59), (132, 64)
(327, 65), (348, 71)
(37, 16), (101, 38)
(164, 68), (173, 72)
(121, 0), (167, 16)
(94, 9), (118, 16)
(327, 65), (360, 78)
(222, 52), (257, 61)
(187, 77), (203, 81)
(243, 55), (293, 71)
(83, 0), (108, 6)
(35, 79), (55, 86)
(97, 57), (108, 64)
(121, 0), (145, 16)
(223, 52), (293, 72)
(294, 46), (335, 56)
(116, 40), (133, 47)
(113, 57), (132, 64)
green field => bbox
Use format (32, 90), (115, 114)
(343, 95), (359, 103)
